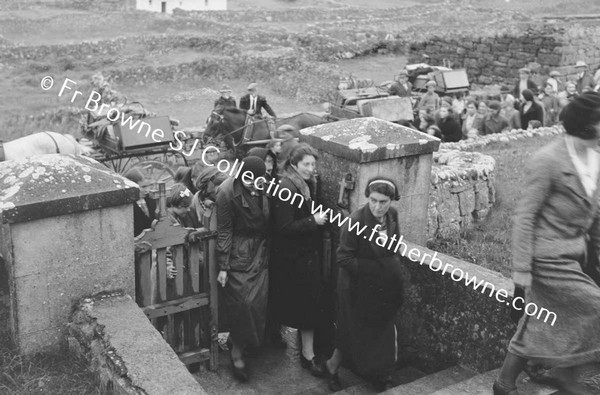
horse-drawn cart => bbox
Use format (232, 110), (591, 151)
(81, 103), (189, 189)
(328, 87), (414, 123)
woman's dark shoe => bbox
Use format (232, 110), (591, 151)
(493, 380), (520, 395)
(300, 354), (326, 377)
(321, 361), (342, 392)
(373, 375), (393, 392)
(230, 356), (248, 382)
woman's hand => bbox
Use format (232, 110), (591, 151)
(217, 270), (228, 287)
(513, 271), (532, 289)
(313, 212), (328, 225)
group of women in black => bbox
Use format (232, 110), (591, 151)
(138, 125), (408, 392)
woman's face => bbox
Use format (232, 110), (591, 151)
(439, 107), (449, 119)
(426, 127), (436, 136)
(171, 205), (188, 217)
(293, 155), (316, 180)
(544, 84), (553, 95)
(272, 142), (282, 154)
(478, 102), (488, 115)
(265, 155), (274, 174)
(419, 110), (427, 121)
(566, 83), (576, 94)
(368, 191), (392, 219)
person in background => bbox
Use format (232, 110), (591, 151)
(501, 94), (521, 130)
(239, 83), (276, 119)
(277, 124), (300, 164)
(483, 101), (510, 135)
(513, 68), (539, 104)
(452, 92), (466, 124)
(546, 71), (562, 94)
(417, 81), (441, 111)
(414, 107), (435, 133)
(493, 92), (600, 395)
(167, 183), (202, 229)
(216, 157), (271, 382)
(270, 143), (328, 377)
(519, 90), (544, 131)
(124, 167), (157, 237)
(174, 166), (198, 195)
(478, 100), (489, 118)
(387, 70), (412, 97)
(574, 60), (595, 95)
(461, 100), (484, 139)
(247, 147), (277, 183)
(320, 178), (407, 392)
(436, 105), (462, 142)
(214, 84), (237, 113)
(538, 83), (561, 126)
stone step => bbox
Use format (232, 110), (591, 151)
(429, 368), (557, 395)
(335, 366), (427, 394)
(382, 365), (478, 395)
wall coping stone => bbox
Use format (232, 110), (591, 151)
(300, 117), (440, 163)
(431, 150), (495, 186)
(0, 155), (138, 224)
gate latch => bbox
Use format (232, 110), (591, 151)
(337, 173), (355, 209)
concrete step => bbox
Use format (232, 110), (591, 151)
(382, 365), (478, 395)
(429, 368), (557, 395)
(335, 366), (427, 394)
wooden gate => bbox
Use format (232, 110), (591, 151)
(133, 183), (219, 369)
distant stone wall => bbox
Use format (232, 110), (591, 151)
(407, 24), (600, 85)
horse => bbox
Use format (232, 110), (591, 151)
(1, 132), (94, 162)
(204, 108), (328, 154)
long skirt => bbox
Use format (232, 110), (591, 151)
(221, 238), (269, 348)
(508, 253), (600, 368)
(335, 267), (399, 379)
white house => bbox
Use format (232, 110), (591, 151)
(136, 0), (227, 13)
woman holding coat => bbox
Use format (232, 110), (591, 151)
(216, 156), (270, 382)
(493, 92), (600, 394)
(270, 143), (329, 376)
(321, 178), (407, 392)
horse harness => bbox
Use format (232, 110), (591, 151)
(209, 111), (274, 146)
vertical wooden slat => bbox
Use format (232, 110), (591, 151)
(167, 314), (175, 347)
(174, 245), (185, 296)
(207, 213), (219, 371)
(156, 248), (167, 302)
(135, 250), (152, 307)
(189, 243), (201, 294)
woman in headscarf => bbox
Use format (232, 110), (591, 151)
(320, 177), (407, 392)
(215, 156), (271, 382)
(519, 89), (544, 130)
(493, 92), (600, 395)
(270, 143), (328, 376)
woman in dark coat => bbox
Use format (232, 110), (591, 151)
(216, 156), (270, 382)
(270, 143), (328, 375)
(493, 92), (600, 395)
(322, 178), (407, 392)
(436, 105), (462, 142)
(519, 89), (544, 130)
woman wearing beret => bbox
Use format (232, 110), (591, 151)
(216, 156), (271, 382)
(519, 89), (544, 130)
(321, 178), (407, 392)
(494, 92), (600, 394)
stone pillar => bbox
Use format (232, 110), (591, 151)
(301, 117), (440, 244)
(0, 154), (138, 354)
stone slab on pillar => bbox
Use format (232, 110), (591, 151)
(300, 117), (440, 244)
(0, 154), (138, 354)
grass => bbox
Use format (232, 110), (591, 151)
(0, 344), (100, 395)
(427, 134), (560, 276)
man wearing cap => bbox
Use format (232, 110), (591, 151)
(482, 100), (510, 135)
(546, 71), (562, 94)
(513, 68), (539, 102)
(239, 83), (276, 119)
(574, 61), (595, 94)
(388, 70), (412, 97)
(276, 124), (300, 162)
(417, 80), (440, 111)
(214, 84), (237, 113)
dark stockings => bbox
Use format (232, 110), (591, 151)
(497, 352), (527, 390)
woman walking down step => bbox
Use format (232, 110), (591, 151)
(321, 177), (408, 392)
(493, 92), (600, 395)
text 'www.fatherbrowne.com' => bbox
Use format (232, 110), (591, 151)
(310, 202), (558, 327)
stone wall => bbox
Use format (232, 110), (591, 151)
(68, 292), (205, 395)
(406, 24), (600, 85)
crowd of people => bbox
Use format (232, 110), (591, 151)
(389, 61), (600, 143)
(127, 124), (407, 392)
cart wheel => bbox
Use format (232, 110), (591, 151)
(128, 160), (176, 190)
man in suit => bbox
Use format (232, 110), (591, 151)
(574, 60), (595, 94)
(388, 70), (412, 97)
(239, 83), (276, 118)
(513, 68), (539, 103)
(213, 84), (237, 113)
(124, 168), (157, 237)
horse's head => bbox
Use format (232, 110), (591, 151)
(204, 111), (226, 138)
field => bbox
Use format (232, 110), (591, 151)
(1, 0), (598, 392)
